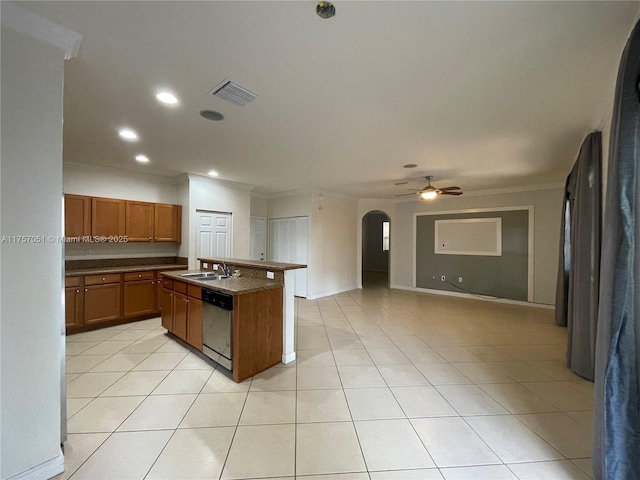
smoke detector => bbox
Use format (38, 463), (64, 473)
(316, 2), (335, 19)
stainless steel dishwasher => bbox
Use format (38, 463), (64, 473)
(202, 288), (234, 370)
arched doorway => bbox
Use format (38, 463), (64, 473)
(362, 211), (391, 288)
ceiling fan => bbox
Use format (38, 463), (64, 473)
(395, 175), (463, 200)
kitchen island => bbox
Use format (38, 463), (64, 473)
(196, 257), (307, 367)
(160, 258), (306, 382)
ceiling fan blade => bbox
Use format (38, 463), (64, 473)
(395, 193), (418, 197)
(440, 191), (463, 196)
(439, 186), (460, 191)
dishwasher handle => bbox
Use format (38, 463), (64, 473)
(202, 289), (234, 310)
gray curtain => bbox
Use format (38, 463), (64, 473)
(555, 132), (602, 381)
(593, 19), (640, 480)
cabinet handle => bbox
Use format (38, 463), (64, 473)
(84, 288), (87, 292)
(102, 277), (106, 281)
(139, 274), (142, 278)
(76, 289), (79, 293)
(148, 236), (151, 240)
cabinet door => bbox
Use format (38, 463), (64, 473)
(123, 279), (156, 318)
(154, 204), (182, 242)
(65, 286), (83, 328)
(173, 292), (188, 341)
(126, 201), (154, 242)
(92, 197), (125, 237)
(65, 194), (91, 238)
(161, 288), (174, 330)
(84, 283), (121, 324)
(187, 297), (203, 351)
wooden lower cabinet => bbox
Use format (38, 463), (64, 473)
(161, 288), (174, 331)
(84, 283), (121, 324)
(65, 277), (84, 328)
(186, 297), (203, 350)
(123, 279), (156, 318)
(173, 291), (188, 341)
(163, 280), (203, 350)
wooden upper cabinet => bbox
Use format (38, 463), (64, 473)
(64, 194), (91, 238)
(154, 203), (182, 242)
(125, 201), (154, 241)
(92, 197), (125, 237)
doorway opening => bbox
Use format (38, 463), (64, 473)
(362, 211), (390, 288)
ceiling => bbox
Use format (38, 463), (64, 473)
(15, 1), (640, 198)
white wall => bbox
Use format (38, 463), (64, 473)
(392, 187), (564, 305)
(307, 193), (358, 299)
(187, 174), (252, 268)
(63, 163), (179, 203)
(63, 163), (181, 260)
(1, 25), (66, 480)
(250, 193), (268, 217)
(266, 191), (358, 299)
(267, 192), (312, 218)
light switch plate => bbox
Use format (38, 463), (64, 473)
(202, 262), (208, 268)
(266, 271), (274, 279)
(213, 264), (219, 271)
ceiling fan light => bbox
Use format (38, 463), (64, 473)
(420, 191), (438, 200)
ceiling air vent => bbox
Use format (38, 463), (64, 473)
(210, 80), (259, 107)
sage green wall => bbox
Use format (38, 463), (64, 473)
(416, 210), (529, 300)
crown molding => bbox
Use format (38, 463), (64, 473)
(187, 173), (255, 192)
(267, 187), (353, 200)
(1, 3), (82, 59)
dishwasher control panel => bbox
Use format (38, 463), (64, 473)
(202, 289), (234, 311)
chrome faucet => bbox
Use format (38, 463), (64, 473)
(220, 262), (231, 276)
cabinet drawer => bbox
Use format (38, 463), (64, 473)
(85, 273), (121, 285)
(124, 271), (155, 282)
(65, 276), (81, 288)
(161, 277), (174, 289)
(174, 280), (187, 294)
(188, 284), (201, 299)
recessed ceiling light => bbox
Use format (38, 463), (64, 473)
(200, 110), (224, 121)
(208, 170), (219, 177)
(118, 128), (138, 141)
(156, 91), (178, 105)
(135, 155), (149, 163)
(403, 164), (417, 168)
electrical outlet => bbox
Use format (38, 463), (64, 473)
(441, 275), (446, 281)
(202, 262), (208, 268)
(458, 277), (463, 283)
(266, 271), (275, 279)
(213, 264), (219, 271)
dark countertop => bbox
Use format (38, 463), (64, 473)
(66, 264), (185, 277)
(160, 269), (283, 295)
(197, 257), (306, 271)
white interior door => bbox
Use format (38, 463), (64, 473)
(269, 216), (307, 297)
(196, 211), (231, 259)
(250, 217), (267, 261)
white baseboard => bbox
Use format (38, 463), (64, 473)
(390, 284), (555, 309)
(282, 352), (296, 364)
(8, 452), (64, 480)
(306, 286), (357, 300)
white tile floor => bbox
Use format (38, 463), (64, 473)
(57, 280), (595, 480)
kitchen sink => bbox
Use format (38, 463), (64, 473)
(180, 272), (230, 280)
